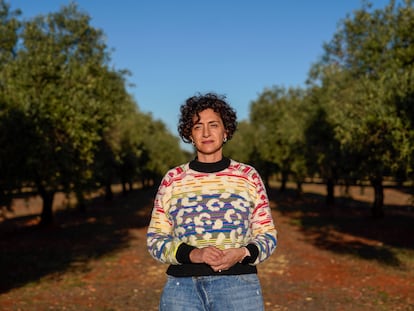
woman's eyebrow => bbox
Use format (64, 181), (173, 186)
(194, 120), (220, 125)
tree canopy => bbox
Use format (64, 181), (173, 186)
(1, 0), (413, 224)
(0, 1), (187, 224)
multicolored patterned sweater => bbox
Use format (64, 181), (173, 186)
(146, 157), (277, 277)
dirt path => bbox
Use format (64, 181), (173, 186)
(259, 210), (413, 310)
(0, 186), (413, 310)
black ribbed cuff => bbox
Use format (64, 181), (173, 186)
(243, 244), (259, 264)
(176, 243), (197, 264)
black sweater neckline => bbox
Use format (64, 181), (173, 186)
(189, 157), (231, 173)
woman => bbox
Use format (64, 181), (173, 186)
(147, 92), (277, 311)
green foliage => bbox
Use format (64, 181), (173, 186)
(250, 86), (308, 184)
(223, 120), (255, 164)
(2, 4), (111, 190)
(305, 0), (414, 215)
(142, 119), (186, 177)
(310, 0), (414, 180)
(0, 0), (21, 65)
(0, 2), (186, 223)
(2, 0), (414, 221)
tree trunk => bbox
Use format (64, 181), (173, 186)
(38, 185), (55, 226)
(296, 181), (303, 195)
(280, 171), (288, 192)
(105, 182), (113, 201)
(343, 179), (351, 198)
(370, 177), (385, 218)
(76, 190), (86, 213)
(326, 178), (335, 207)
(122, 181), (128, 196)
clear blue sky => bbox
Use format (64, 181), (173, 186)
(10, 0), (391, 135)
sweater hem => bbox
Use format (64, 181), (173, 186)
(166, 263), (257, 277)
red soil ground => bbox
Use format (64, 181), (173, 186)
(0, 183), (413, 310)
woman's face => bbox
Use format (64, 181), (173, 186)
(190, 108), (227, 162)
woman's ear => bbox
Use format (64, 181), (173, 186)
(223, 131), (228, 142)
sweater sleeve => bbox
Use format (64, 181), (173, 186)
(146, 168), (184, 264)
(247, 167), (277, 265)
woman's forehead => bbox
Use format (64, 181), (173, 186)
(193, 108), (222, 122)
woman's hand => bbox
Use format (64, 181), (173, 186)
(210, 248), (246, 272)
(190, 247), (248, 272)
(189, 246), (224, 266)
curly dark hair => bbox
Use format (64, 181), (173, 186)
(178, 92), (238, 144)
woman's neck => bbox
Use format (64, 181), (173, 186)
(196, 152), (222, 163)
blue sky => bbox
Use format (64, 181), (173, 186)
(10, 0), (391, 136)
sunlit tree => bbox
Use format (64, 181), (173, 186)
(0, 0), (23, 208)
(250, 86), (307, 191)
(308, 0), (414, 217)
(2, 4), (121, 224)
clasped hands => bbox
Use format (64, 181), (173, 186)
(189, 246), (246, 272)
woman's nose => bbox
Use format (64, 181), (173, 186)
(202, 126), (210, 137)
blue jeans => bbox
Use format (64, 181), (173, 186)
(159, 274), (264, 311)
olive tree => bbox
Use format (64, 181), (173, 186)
(2, 4), (123, 224)
(308, 0), (414, 217)
(250, 86), (308, 191)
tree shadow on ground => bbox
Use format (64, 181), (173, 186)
(268, 186), (414, 269)
(392, 184), (414, 197)
(0, 187), (156, 294)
